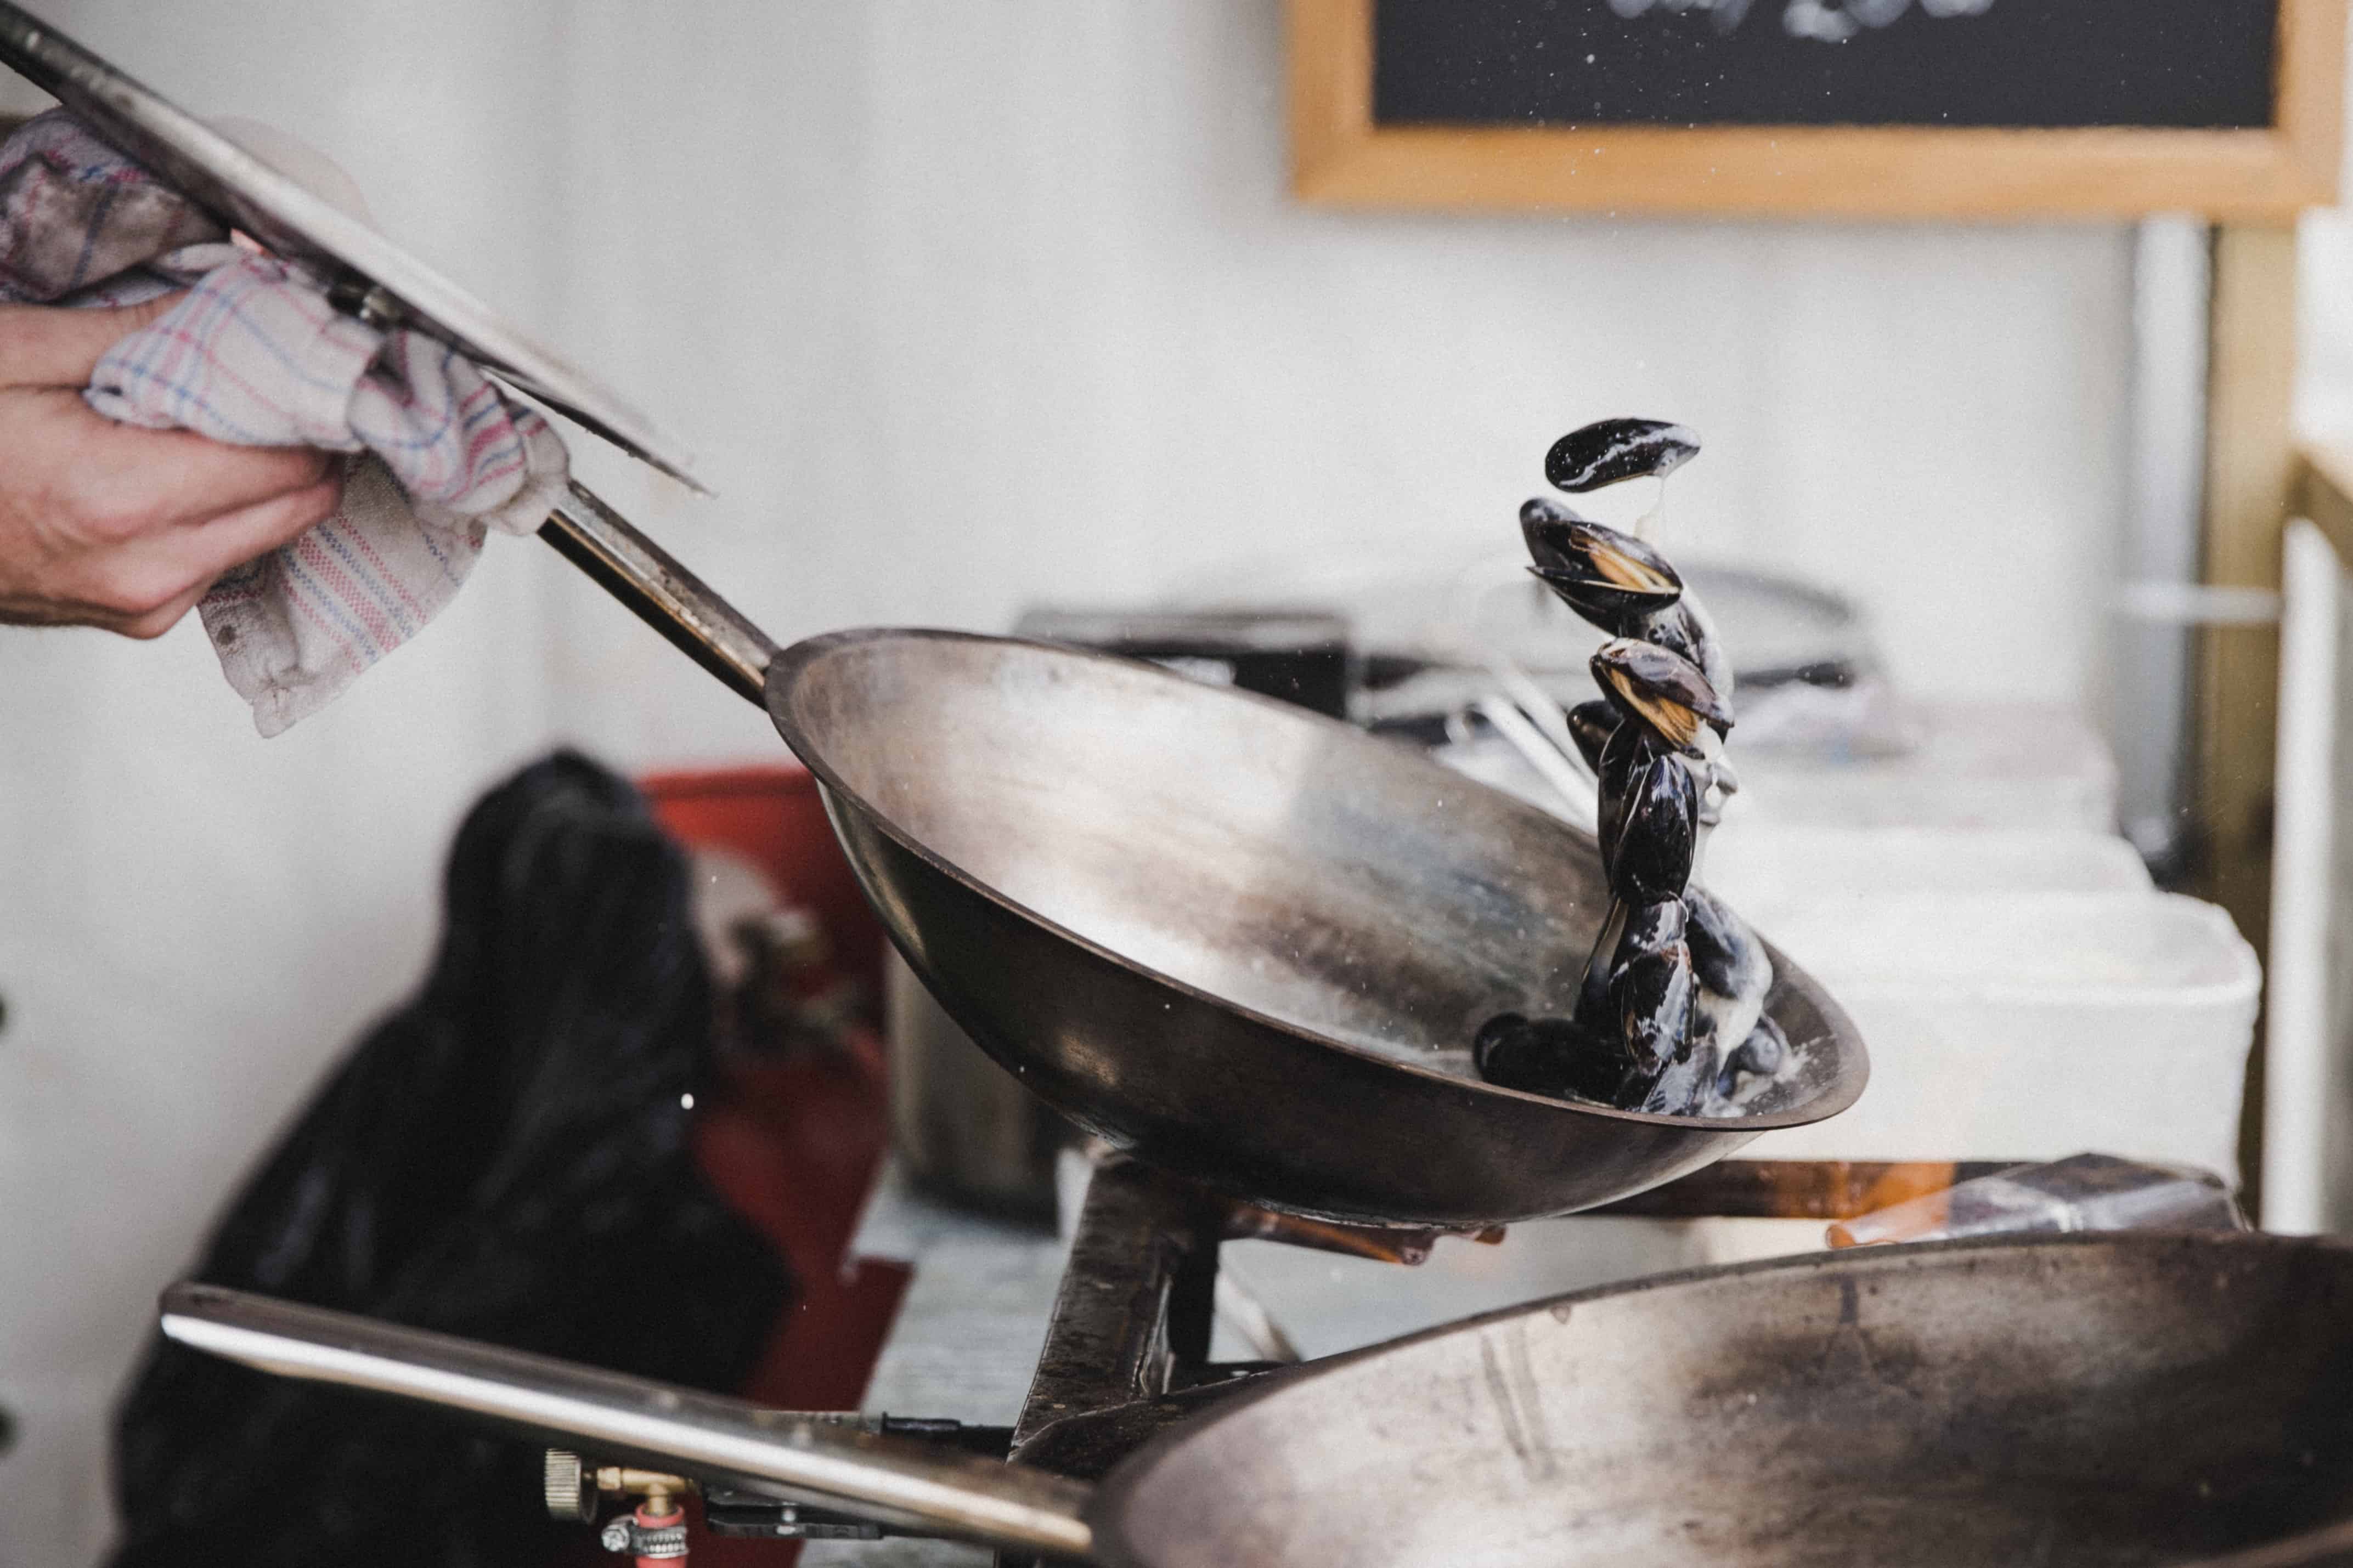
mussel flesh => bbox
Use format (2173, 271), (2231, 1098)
(1521, 502), (1684, 635)
(1545, 417), (1700, 493)
(1592, 638), (1733, 758)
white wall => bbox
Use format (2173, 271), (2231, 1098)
(0, 2), (2158, 1560)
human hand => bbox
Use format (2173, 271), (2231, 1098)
(0, 297), (342, 638)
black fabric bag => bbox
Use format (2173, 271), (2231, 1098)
(109, 751), (791, 1568)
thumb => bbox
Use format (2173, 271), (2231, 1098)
(0, 293), (185, 390)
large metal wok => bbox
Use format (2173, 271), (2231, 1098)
(165, 1232), (2353, 1565)
(0, 0), (1863, 1224)
(765, 625), (1863, 1225)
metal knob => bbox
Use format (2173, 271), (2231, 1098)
(543, 1449), (596, 1522)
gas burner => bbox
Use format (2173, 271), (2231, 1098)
(696, 1154), (2008, 1563)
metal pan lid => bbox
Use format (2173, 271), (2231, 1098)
(0, 0), (706, 491)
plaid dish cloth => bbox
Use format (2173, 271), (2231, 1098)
(0, 110), (568, 735)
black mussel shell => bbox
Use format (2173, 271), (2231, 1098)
(1528, 568), (1672, 639)
(1521, 504), (1683, 635)
(1597, 737), (1697, 904)
(1715, 1015), (1790, 1099)
(1593, 637), (1733, 757)
(1546, 418), (1700, 493)
(1474, 1012), (1533, 1080)
(1521, 503), (1681, 593)
(1525, 503), (1675, 611)
(1650, 596), (1734, 705)
(1666, 592), (1741, 710)
(1474, 1012), (1638, 1105)
(1611, 896), (1688, 968)
(1611, 943), (1693, 1074)
(1645, 1039), (1721, 1115)
(1593, 721), (1647, 872)
(1518, 496), (1592, 569)
(1566, 699), (1619, 773)
(1685, 884), (1770, 1000)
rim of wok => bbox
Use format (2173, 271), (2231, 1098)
(1086, 1230), (2353, 1565)
(768, 627), (1869, 1134)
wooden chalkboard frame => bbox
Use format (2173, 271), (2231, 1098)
(1290, 0), (2348, 218)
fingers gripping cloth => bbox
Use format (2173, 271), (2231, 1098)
(0, 110), (569, 735)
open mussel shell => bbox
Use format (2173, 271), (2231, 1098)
(1520, 503), (1682, 594)
(1521, 502), (1683, 634)
(1518, 495), (1592, 565)
(1545, 418), (1700, 493)
(1592, 638), (1733, 758)
(1529, 567), (1681, 637)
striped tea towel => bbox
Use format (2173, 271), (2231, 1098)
(0, 109), (568, 735)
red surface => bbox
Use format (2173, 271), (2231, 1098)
(635, 1498), (689, 1568)
(641, 765), (887, 986)
(644, 765), (909, 1568)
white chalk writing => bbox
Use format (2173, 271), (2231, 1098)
(1605, 0), (1993, 41)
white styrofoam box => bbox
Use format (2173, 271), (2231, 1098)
(1736, 701), (2118, 831)
(1705, 825), (2152, 905)
(1442, 703), (2120, 841)
(1743, 891), (2260, 1180)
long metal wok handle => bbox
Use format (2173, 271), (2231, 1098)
(539, 482), (779, 706)
(158, 1283), (1098, 1559)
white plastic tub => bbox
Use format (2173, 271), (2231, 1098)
(1704, 825), (2152, 906)
(1734, 701), (2119, 831)
(1743, 891), (2260, 1180)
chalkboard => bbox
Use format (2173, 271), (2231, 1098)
(1289, 0), (2346, 217)
(1376, 0), (2277, 130)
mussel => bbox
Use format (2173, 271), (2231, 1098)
(1685, 884), (1769, 1000)
(1596, 723), (1697, 903)
(1606, 897), (1694, 1074)
(1685, 883), (1773, 1060)
(1545, 417), (1700, 493)
(1592, 638), (1733, 758)
(1641, 1039), (1721, 1115)
(1654, 586), (1733, 709)
(1473, 414), (1795, 1118)
(1565, 698), (1619, 774)
(1715, 1014), (1789, 1101)
(1520, 501), (1684, 634)
(1473, 1012), (1641, 1106)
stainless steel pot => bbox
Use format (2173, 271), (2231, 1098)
(887, 948), (1067, 1221)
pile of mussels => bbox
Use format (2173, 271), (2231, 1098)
(1473, 418), (1790, 1117)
